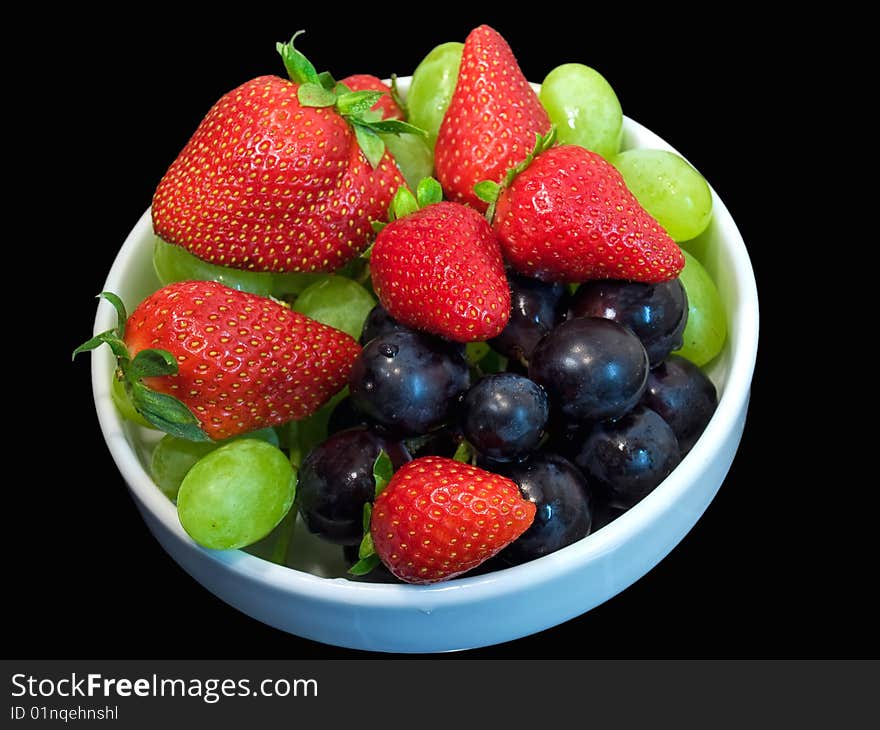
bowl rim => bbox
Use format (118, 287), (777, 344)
(90, 103), (759, 609)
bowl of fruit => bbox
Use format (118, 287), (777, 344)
(81, 25), (758, 652)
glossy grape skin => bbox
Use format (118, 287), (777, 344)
(349, 330), (470, 436)
(359, 304), (414, 345)
(298, 426), (410, 545)
(461, 373), (549, 461)
(673, 250), (727, 366)
(407, 41), (463, 146)
(613, 149), (713, 242)
(569, 279), (688, 367)
(292, 275), (375, 339)
(539, 63), (622, 160)
(494, 453), (592, 565)
(489, 273), (570, 363)
(150, 428), (280, 500)
(176, 439), (296, 549)
(153, 236), (321, 298)
(382, 132), (433, 190)
(529, 317), (649, 424)
(573, 406), (680, 510)
(642, 355), (717, 455)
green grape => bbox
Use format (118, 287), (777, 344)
(613, 149), (713, 242)
(111, 375), (154, 428)
(382, 132), (434, 190)
(151, 428), (280, 501)
(153, 236), (322, 298)
(177, 439), (296, 550)
(407, 41), (463, 147)
(673, 250), (727, 366)
(540, 63), (622, 160)
(292, 275), (375, 339)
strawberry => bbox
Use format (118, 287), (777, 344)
(75, 281), (361, 441)
(369, 184), (511, 342)
(434, 25), (551, 212)
(492, 144), (685, 283)
(369, 456), (536, 584)
(339, 74), (404, 120)
(151, 35), (422, 274)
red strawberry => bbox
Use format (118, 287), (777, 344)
(151, 37), (413, 274)
(493, 145), (685, 283)
(370, 199), (511, 342)
(434, 25), (551, 212)
(339, 74), (404, 120)
(370, 456), (536, 584)
(76, 281), (361, 441)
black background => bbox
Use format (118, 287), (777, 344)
(21, 7), (870, 659)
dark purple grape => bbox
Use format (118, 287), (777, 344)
(489, 273), (570, 363)
(529, 317), (649, 424)
(298, 427), (410, 545)
(327, 395), (372, 434)
(494, 453), (592, 565)
(641, 355), (717, 455)
(405, 426), (463, 458)
(348, 330), (470, 436)
(359, 304), (413, 345)
(590, 499), (628, 532)
(569, 279), (687, 367)
(573, 406), (681, 510)
(462, 373), (549, 461)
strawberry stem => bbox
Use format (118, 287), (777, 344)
(276, 31), (426, 168)
(476, 126), (558, 223)
(276, 31), (320, 85)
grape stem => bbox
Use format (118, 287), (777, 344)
(269, 499), (298, 566)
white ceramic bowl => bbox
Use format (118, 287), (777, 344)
(90, 77), (759, 653)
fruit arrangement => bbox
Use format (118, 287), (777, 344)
(77, 25), (728, 585)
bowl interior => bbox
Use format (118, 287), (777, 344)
(92, 76), (757, 590)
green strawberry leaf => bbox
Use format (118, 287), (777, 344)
(361, 119), (427, 137)
(482, 126), (558, 223)
(72, 330), (129, 361)
(501, 126), (558, 190)
(474, 180), (500, 204)
(99, 291), (128, 336)
(348, 554), (380, 576)
(353, 124), (386, 168)
(298, 82), (337, 108)
(360, 109), (384, 124)
(373, 449), (393, 497)
(416, 177), (443, 208)
(465, 341), (490, 365)
(129, 382), (211, 442)
(452, 440), (474, 464)
(128, 348), (178, 381)
(359, 533), (375, 561)
(362, 502), (373, 534)
(336, 90), (385, 117)
(390, 186), (418, 221)
(317, 71), (336, 90)
(276, 31), (320, 85)
(358, 532), (375, 560)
